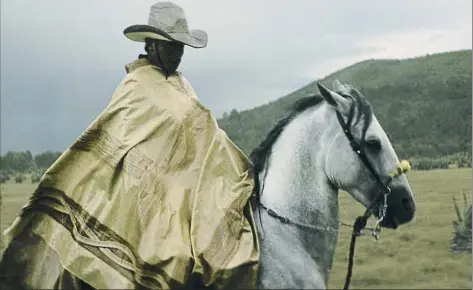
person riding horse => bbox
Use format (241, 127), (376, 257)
(0, 2), (259, 289)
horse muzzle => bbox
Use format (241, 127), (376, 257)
(381, 182), (416, 229)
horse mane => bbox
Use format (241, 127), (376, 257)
(249, 95), (324, 199)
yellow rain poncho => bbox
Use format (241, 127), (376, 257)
(0, 58), (260, 289)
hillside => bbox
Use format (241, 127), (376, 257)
(217, 50), (472, 158)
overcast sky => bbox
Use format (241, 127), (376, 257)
(1, 0), (471, 154)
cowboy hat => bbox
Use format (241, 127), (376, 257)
(124, 2), (208, 48)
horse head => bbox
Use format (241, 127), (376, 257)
(317, 80), (416, 229)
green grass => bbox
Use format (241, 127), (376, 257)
(1, 183), (35, 234)
(0, 168), (471, 288)
(329, 168), (472, 289)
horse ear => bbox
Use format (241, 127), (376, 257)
(332, 79), (348, 93)
(317, 82), (351, 112)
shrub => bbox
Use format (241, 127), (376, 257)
(411, 156), (452, 170)
(0, 171), (9, 183)
(450, 152), (472, 168)
(15, 174), (24, 184)
(451, 192), (472, 253)
(31, 171), (43, 183)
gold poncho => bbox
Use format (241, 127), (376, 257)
(0, 59), (259, 289)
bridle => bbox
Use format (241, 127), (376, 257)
(335, 108), (410, 290)
(255, 98), (411, 290)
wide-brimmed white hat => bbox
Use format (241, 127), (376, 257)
(124, 2), (207, 48)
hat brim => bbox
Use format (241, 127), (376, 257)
(124, 25), (207, 48)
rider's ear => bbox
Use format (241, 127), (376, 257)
(317, 82), (351, 113)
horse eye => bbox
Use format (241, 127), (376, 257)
(366, 139), (382, 151)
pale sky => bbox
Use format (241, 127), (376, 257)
(1, 0), (471, 153)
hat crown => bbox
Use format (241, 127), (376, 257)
(148, 2), (189, 34)
(124, 1), (207, 48)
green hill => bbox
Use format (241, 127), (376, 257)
(217, 50), (472, 159)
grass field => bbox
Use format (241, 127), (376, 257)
(0, 168), (471, 289)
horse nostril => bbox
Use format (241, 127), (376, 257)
(402, 197), (416, 214)
(402, 198), (412, 212)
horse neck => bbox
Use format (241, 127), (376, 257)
(255, 104), (340, 286)
(258, 104), (339, 229)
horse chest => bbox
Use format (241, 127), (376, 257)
(254, 212), (334, 289)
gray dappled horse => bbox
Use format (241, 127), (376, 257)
(249, 80), (416, 289)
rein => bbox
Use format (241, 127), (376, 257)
(255, 106), (411, 290)
(340, 160), (410, 290)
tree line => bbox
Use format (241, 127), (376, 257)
(0, 150), (62, 174)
